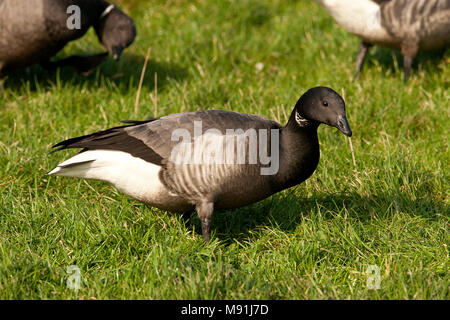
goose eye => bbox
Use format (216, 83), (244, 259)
(323, 101), (328, 107)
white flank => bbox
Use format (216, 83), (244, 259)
(48, 150), (166, 202)
(313, 0), (391, 43)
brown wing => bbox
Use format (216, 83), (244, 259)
(52, 110), (282, 166)
(124, 110), (282, 162)
(380, 0), (450, 43)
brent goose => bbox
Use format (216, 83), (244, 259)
(0, 0), (136, 77)
(48, 87), (352, 242)
(312, 0), (450, 80)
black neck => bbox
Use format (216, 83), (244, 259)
(43, 0), (111, 40)
(285, 108), (319, 132)
(270, 115), (320, 192)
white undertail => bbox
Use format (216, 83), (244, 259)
(48, 150), (166, 203)
(313, 0), (393, 44)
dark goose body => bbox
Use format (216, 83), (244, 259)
(378, 0), (450, 51)
(49, 87), (353, 242)
(313, 0), (450, 79)
(0, 0), (136, 75)
(50, 110), (318, 212)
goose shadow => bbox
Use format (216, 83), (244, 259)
(363, 46), (449, 76)
(180, 167), (447, 244)
(1, 52), (188, 94)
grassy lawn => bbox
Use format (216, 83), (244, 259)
(0, 0), (448, 299)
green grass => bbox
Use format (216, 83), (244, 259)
(0, 0), (448, 299)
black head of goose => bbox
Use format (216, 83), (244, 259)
(0, 0), (136, 76)
(312, 0), (450, 80)
(48, 86), (352, 242)
(93, 2), (136, 61)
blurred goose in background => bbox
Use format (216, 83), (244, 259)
(312, 0), (450, 80)
(0, 0), (136, 77)
(48, 87), (352, 242)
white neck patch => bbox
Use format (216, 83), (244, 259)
(295, 110), (310, 127)
(100, 4), (115, 20)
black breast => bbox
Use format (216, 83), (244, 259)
(270, 126), (320, 193)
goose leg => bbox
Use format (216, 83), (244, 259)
(354, 41), (372, 79)
(401, 39), (418, 82)
(403, 56), (413, 81)
(195, 201), (214, 243)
